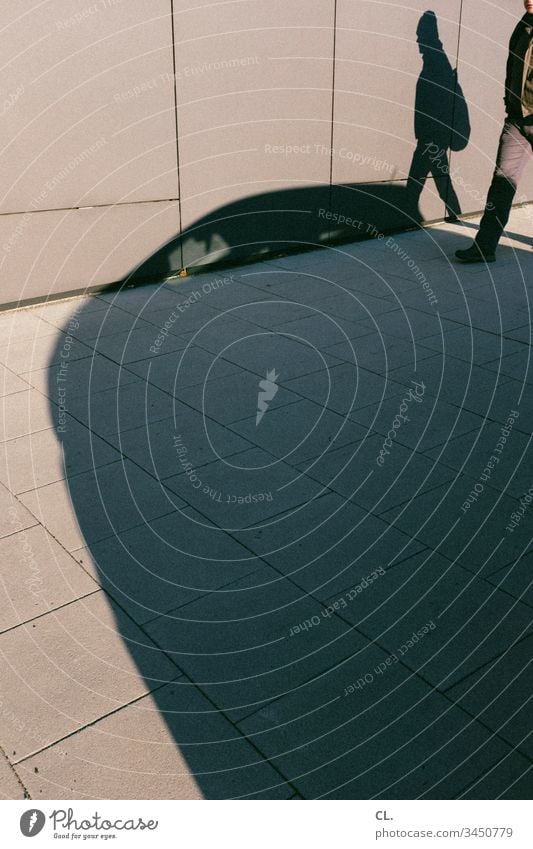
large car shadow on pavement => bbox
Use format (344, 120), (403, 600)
(46, 168), (533, 798)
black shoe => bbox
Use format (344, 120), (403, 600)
(455, 243), (496, 263)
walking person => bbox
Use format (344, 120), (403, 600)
(456, 1), (533, 263)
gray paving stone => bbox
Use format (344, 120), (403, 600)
(461, 377), (533, 435)
(420, 327), (524, 365)
(0, 753), (26, 799)
(274, 309), (393, 350)
(457, 751), (533, 800)
(0, 332), (93, 373)
(0, 390), (55, 441)
(21, 353), (138, 400)
(242, 272), (340, 304)
(400, 286), (483, 316)
(0, 417), (120, 494)
(61, 306), (154, 342)
(65, 380), (177, 437)
(446, 635), (533, 761)
(444, 303), (528, 334)
(126, 346), (241, 395)
(325, 335), (436, 373)
(176, 278), (271, 312)
(381, 479), (533, 575)
(297, 435), (455, 515)
(174, 369), (299, 425)
(389, 355), (512, 412)
(145, 302), (224, 336)
(70, 507), (261, 625)
(106, 411), (252, 479)
(362, 307), (454, 340)
(217, 332), (341, 381)
(181, 313), (266, 352)
(35, 296), (110, 326)
(426, 422), (532, 500)
(0, 592), (179, 761)
(234, 492), (424, 602)
(19, 460), (185, 551)
(326, 546), (533, 690)
(19, 681), (291, 799)
(229, 398), (368, 466)
(485, 552), (533, 606)
(238, 647), (516, 799)
(96, 284), (191, 314)
(284, 363), (406, 416)
(484, 349), (533, 384)
(0, 364), (30, 397)
(0, 525), (97, 633)
(144, 564), (358, 722)
(350, 393), (484, 453)
(0, 482), (37, 540)
(0, 308), (59, 343)
(83, 325), (189, 365)
(224, 299), (316, 329)
(505, 324), (532, 344)
(164, 446), (325, 530)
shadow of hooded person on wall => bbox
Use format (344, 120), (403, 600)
(406, 10), (471, 223)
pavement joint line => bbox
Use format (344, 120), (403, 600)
(11, 676), (184, 768)
(455, 756), (533, 800)
(0, 588), (102, 638)
(0, 745), (29, 798)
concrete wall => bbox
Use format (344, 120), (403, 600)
(0, 0), (531, 306)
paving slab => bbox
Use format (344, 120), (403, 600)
(18, 460), (185, 551)
(420, 326), (525, 365)
(164, 446), (325, 531)
(0, 481), (37, 540)
(283, 363), (405, 416)
(0, 416), (120, 494)
(0, 332), (93, 374)
(296, 435), (455, 515)
(446, 634), (533, 761)
(426, 421), (533, 500)
(381, 478), (533, 575)
(0, 753), (26, 799)
(64, 379), (178, 438)
(70, 507), (262, 625)
(175, 368), (299, 425)
(19, 682), (291, 800)
(238, 647), (518, 799)
(0, 524), (97, 633)
(229, 398), (368, 466)
(126, 346), (241, 395)
(0, 592), (179, 761)
(0, 364), (31, 398)
(350, 392), (485, 454)
(0, 389), (54, 441)
(106, 411), (253, 479)
(325, 546), (533, 691)
(144, 564), (360, 722)
(21, 353), (138, 400)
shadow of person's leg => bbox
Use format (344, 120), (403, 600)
(427, 151), (462, 220)
(406, 144), (431, 217)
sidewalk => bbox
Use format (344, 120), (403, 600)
(0, 210), (532, 800)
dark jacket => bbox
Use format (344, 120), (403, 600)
(505, 13), (533, 118)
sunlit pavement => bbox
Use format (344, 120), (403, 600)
(0, 210), (532, 800)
